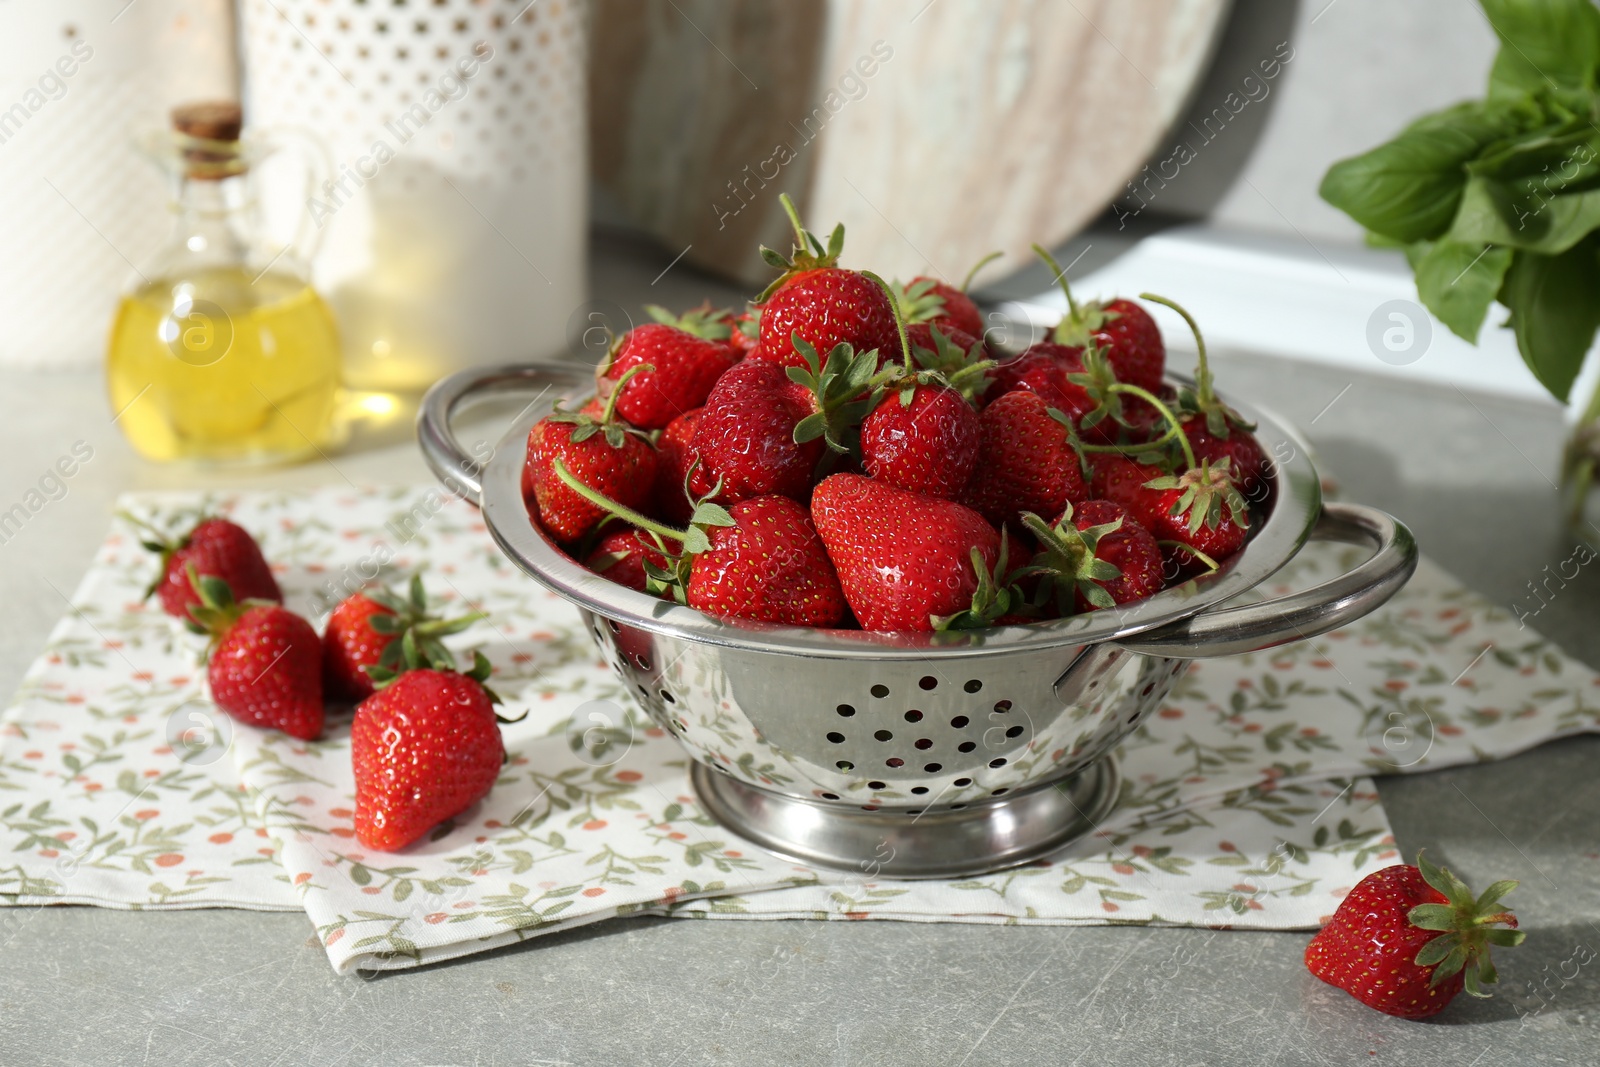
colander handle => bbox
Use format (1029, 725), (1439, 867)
(418, 361), (593, 502)
(1112, 502), (1417, 659)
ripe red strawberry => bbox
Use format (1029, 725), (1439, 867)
(860, 383), (980, 500)
(186, 571), (322, 740)
(1305, 852), (1524, 1019)
(685, 496), (845, 625)
(585, 527), (670, 593)
(129, 514), (281, 620)
(753, 195), (899, 370)
(321, 576), (481, 702)
(652, 407), (712, 525)
(352, 659), (505, 851)
(552, 464), (845, 626)
(1094, 451), (1250, 564)
(962, 390), (1089, 533)
(322, 593), (394, 701)
(597, 307), (740, 430)
(811, 473), (1002, 632)
(691, 338), (881, 504)
(1021, 500), (1163, 614)
(525, 366), (660, 544)
(1032, 245), (1165, 393)
(1141, 293), (1269, 497)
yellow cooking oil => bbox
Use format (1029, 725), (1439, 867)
(107, 266), (341, 464)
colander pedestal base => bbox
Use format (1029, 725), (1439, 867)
(690, 758), (1121, 880)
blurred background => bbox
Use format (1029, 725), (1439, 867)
(0, 0), (1541, 410)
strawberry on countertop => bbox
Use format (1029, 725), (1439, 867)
(322, 575), (485, 702)
(187, 569), (322, 740)
(1305, 851), (1524, 1019)
(352, 648), (509, 852)
(128, 513), (281, 621)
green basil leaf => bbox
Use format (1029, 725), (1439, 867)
(1451, 176), (1600, 253)
(1319, 103), (1530, 242)
(1414, 239), (1513, 341)
(1499, 236), (1600, 400)
(1467, 119), (1597, 183)
(1480, 0), (1600, 94)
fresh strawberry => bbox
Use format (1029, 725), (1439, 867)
(322, 576), (483, 702)
(811, 473), (1002, 632)
(860, 383), (980, 500)
(1020, 500), (1163, 614)
(652, 407), (712, 525)
(691, 338), (881, 504)
(753, 194), (899, 370)
(525, 364), (660, 544)
(186, 570), (322, 740)
(1093, 448), (1250, 564)
(890, 253), (998, 340)
(729, 307), (761, 356)
(1142, 293), (1269, 497)
(962, 389), (1089, 533)
(1305, 852), (1524, 1019)
(585, 527), (669, 593)
(352, 654), (505, 851)
(1031, 244), (1165, 393)
(552, 462), (844, 625)
(127, 514), (281, 620)
(597, 307), (740, 430)
(685, 496), (845, 625)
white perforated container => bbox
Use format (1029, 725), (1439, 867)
(238, 0), (588, 391)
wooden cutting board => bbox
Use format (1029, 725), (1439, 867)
(591, 0), (1231, 289)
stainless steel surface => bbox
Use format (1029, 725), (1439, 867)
(420, 356), (1415, 876)
(1115, 501), (1418, 658)
(690, 757), (1122, 879)
(4, 230), (1595, 1065)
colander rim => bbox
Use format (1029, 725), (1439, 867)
(476, 368), (1322, 659)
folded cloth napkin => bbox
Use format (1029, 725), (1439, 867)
(2, 489), (1595, 974)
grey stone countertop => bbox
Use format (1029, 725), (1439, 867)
(1, 230), (1596, 1066)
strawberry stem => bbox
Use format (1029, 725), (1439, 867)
(550, 457), (687, 544)
(599, 362), (653, 425)
(1140, 292), (1216, 410)
(778, 192), (809, 254)
(1032, 243), (1080, 321)
(1108, 382), (1196, 469)
(961, 250), (1003, 293)
(861, 269), (913, 374)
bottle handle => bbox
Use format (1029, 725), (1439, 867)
(251, 125), (335, 271)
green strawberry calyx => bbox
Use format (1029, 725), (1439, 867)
(897, 325), (995, 404)
(360, 574), (489, 691)
(121, 510), (208, 601)
(643, 302), (735, 343)
(1407, 850), (1525, 997)
(933, 532), (1029, 631)
(1032, 243), (1122, 349)
(1144, 458), (1251, 534)
(183, 565), (270, 645)
(555, 362), (655, 448)
(1140, 291), (1256, 440)
(1016, 505), (1125, 614)
(787, 334), (893, 455)
(756, 192), (844, 304)
(888, 277), (949, 326)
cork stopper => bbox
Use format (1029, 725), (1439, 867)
(171, 100), (242, 142)
(171, 101), (244, 179)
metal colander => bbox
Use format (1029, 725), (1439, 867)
(420, 362), (1416, 878)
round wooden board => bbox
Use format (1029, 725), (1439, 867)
(591, 0), (1232, 288)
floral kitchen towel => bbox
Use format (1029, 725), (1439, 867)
(2, 488), (1596, 974)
